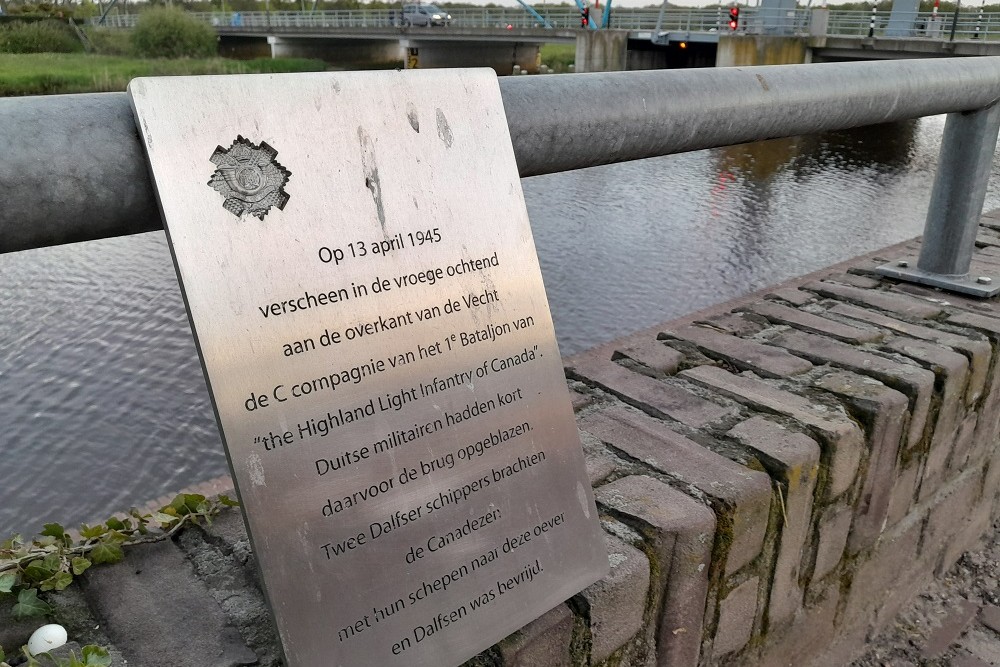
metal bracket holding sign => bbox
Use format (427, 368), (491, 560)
(129, 69), (608, 667)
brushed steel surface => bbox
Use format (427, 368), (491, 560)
(129, 69), (607, 667)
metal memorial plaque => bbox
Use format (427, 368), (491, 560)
(128, 70), (608, 667)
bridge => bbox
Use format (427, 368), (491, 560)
(92, 5), (1000, 72)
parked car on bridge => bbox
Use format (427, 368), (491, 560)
(402, 4), (452, 26)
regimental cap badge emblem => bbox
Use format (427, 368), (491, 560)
(208, 135), (291, 220)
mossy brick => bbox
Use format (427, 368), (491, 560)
(944, 312), (1000, 463)
(692, 312), (767, 337)
(842, 512), (923, 635)
(566, 354), (735, 429)
(571, 389), (595, 413)
(579, 428), (619, 486)
(978, 233), (1000, 248)
(984, 453), (1000, 509)
(595, 475), (715, 667)
(823, 272), (882, 289)
(766, 287), (815, 307)
(680, 366), (863, 499)
(712, 576), (759, 657)
(828, 302), (991, 406)
(886, 460), (921, 527)
(727, 417), (819, 626)
(812, 372), (907, 554)
(949, 413), (979, 476)
(499, 603), (574, 667)
(811, 505), (852, 583)
(611, 335), (684, 378)
(660, 325), (813, 379)
(802, 280), (945, 319)
(922, 468), (985, 566)
(885, 337), (969, 462)
(946, 311), (1000, 339)
(80, 540), (257, 667)
(578, 534), (650, 665)
(747, 301), (883, 345)
(582, 406), (771, 576)
(763, 328), (934, 451)
(888, 281), (1000, 319)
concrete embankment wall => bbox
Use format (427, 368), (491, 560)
(8, 218), (1000, 666)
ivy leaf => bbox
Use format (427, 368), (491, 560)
(218, 494), (240, 507)
(151, 512), (178, 527)
(22, 560), (55, 584)
(0, 572), (15, 593)
(78, 524), (106, 540)
(80, 646), (111, 667)
(12, 588), (50, 620)
(42, 553), (61, 571)
(105, 518), (125, 532)
(39, 523), (65, 540)
(89, 541), (123, 566)
(40, 571), (73, 592)
(71, 557), (92, 576)
(33, 536), (57, 548)
(0, 644), (6, 661)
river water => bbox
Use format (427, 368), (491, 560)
(4, 115), (1000, 537)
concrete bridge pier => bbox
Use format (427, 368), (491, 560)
(267, 36), (404, 69)
(716, 35), (811, 66)
(402, 39), (541, 74)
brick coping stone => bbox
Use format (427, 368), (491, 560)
(10, 217), (1000, 667)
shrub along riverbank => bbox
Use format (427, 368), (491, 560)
(0, 8), (327, 96)
(0, 53), (327, 95)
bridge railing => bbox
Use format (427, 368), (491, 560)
(92, 7), (665, 30)
(3, 58), (1000, 296)
(824, 8), (1000, 39)
(91, 5), (1000, 38)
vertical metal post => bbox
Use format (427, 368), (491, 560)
(975, 0), (983, 37)
(868, 3), (877, 36)
(949, 0), (960, 40)
(878, 100), (1000, 296)
(919, 102), (1000, 275)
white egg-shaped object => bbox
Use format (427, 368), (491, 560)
(27, 624), (68, 656)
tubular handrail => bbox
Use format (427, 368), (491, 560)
(3, 58), (1000, 294)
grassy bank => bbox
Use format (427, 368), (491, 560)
(0, 53), (327, 96)
(540, 43), (574, 72)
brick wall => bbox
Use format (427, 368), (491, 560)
(11, 217), (1000, 667)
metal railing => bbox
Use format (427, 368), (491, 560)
(90, 6), (1000, 40)
(3, 58), (1000, 295)
(94, 7), (665, 30)
(825, 9), (1000, 39)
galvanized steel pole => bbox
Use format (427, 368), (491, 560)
(920, 103), (1000, 277)
(876, 101), (1000, 296)
(4, 58), (1000, 262)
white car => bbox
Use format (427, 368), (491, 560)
(402, 4), (452, 26)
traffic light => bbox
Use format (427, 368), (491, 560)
(728, 6), (740, 30)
